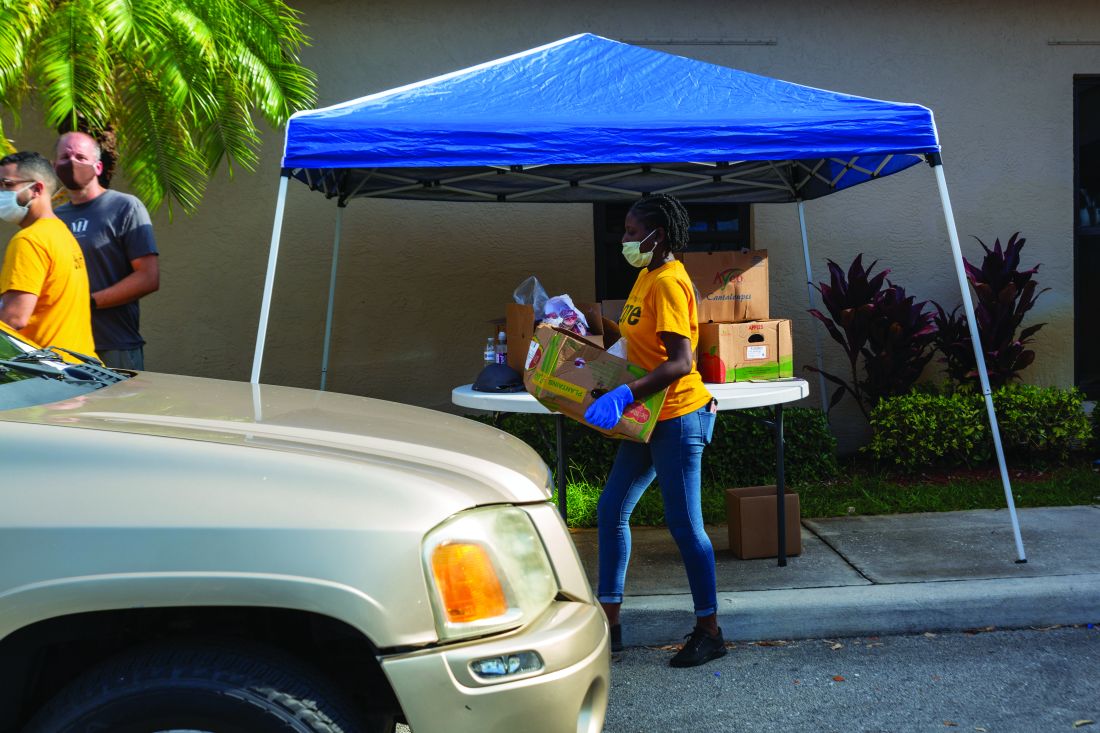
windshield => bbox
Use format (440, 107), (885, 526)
(0, 327), (33, 361)
(0, 328), (130, 410)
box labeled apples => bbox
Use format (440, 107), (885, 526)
(725, 485), (802, 560)
(523, 324), (667, 442)
(679, 250), (769, 323)
(698, 319), (793, 383)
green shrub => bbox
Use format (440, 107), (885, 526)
(472, 407), (838, 526)
(867, 385), (1092, 472)
(994, 385), (1092, 459)
(866, 390), (988, 469)
(706, 407), (839, 487)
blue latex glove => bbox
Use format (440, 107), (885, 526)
(584, 384), (634, 430)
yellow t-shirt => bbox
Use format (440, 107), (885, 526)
(619, 260), (711, 421)
(0, 217), (97, 361)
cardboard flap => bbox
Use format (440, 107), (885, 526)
(601, 317), (621, 344)
(505, 303), (537, 373)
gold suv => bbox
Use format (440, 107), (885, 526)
(0, 323), (609, 733)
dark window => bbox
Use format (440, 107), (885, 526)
(1074, 76), (1100, 399)
(593, 202), (752, 300)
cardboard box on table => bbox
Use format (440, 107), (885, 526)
(725, 485), (802, 560)
(523, 324), (666, 443)
(505, 302), (606, 373)
(679, 250), (770, 323)
(698, 319), (794, 383)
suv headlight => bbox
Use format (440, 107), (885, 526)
(423, 506), (557, 641)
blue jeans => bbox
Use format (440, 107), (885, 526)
(597, 402), (718, 617)
(98, 347), (144, 370)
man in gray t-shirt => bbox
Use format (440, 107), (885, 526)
(54, 132), (159, 370)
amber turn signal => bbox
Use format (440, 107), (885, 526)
(431, 542), (508, 623)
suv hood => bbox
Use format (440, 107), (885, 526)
(1, 372), (552, 507)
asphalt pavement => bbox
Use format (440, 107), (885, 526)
(568, 505), (1100, 647)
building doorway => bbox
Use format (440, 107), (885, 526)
(1074, 76), (1100, 399)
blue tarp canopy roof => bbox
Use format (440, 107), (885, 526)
(282, 33), (940, 204)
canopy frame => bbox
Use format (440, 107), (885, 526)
(282, 155), (927, 207)
(249, 35), (1027, 562)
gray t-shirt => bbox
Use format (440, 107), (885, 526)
(56, 190), (158, 351)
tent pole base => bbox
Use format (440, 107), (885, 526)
(930, 157), (1027, 563)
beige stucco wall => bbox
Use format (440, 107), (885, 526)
(5, 0), (1097, 450)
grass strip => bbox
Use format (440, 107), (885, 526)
(553, 462), (1100, 528)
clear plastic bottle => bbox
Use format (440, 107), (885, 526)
(483, 337), (496, 364)
(496, 331), (508, 365)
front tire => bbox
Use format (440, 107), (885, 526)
(24, 641), (370, 733)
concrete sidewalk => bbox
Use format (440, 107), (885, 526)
(568, 505), (1100, 647)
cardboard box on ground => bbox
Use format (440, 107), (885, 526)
(725, 485), (802, 560)
(523, 323), (667, 443)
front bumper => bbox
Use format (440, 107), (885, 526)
(381, 600), (609, 733)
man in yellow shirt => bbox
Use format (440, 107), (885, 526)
(0, 151), (97, 361)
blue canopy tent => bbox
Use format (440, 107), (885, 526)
(252, 33), (1027, 561)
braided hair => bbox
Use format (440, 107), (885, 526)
(628, 194), (691, 251)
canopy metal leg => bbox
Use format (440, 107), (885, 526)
(251, 174), (291, 384)
(930, 155), (1027, 562)
(320, 205), (345, 391)
(555, 414), (567, 520)
(774, 403), (788, 567)
(798, 201), (830, 415)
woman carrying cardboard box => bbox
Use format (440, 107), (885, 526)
(584, 194), (722, 668)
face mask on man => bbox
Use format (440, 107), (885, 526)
(621, 229), (657, 268)
(0, 184), (33, 224)
(55, 159), (98, 190)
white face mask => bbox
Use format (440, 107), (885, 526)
(0, 184), (32, 224)
(621, 229), (657, 268)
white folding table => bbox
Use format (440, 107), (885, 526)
(452, 379), (810, 566)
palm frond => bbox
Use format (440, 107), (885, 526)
(5, 0), (316, 213)
(93, 0), (137, 42)
(115, 64), (206, 215)
(143, 23), (206, 110)
(34, 0), (114, 131)
(226, 39), (315, 124)
(210, 0), (310, 55)
(237, 0), (310, 48)
(0, 0), (50, 99)
(0, 115), (17, 156)
(197, 77), (260, 175)
(187, 0), (315, 123)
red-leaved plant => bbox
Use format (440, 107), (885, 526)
(807, 255), (938, 420)
(932, 233), (1047, 388)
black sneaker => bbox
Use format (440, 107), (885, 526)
(610, 624), (623, 652)
(669, 626), (726, 668)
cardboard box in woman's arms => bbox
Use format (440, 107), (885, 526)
(523, 324), (667, 443)
(505, 302), (606, 373)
